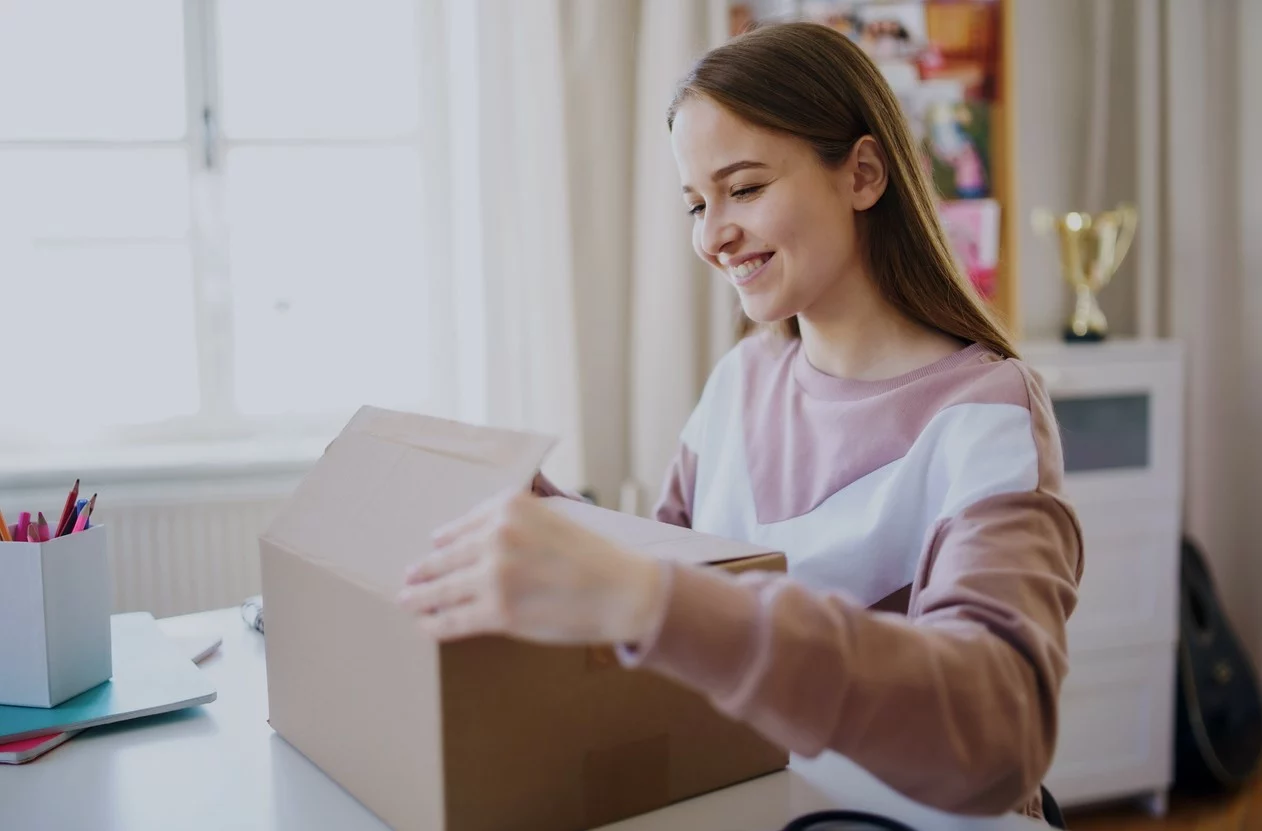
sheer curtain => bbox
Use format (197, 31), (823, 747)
(416, 0), (739, 506)
(626, 0), (736, 514)
(419, 0), (586, 489)
(563, 0), (737, 511)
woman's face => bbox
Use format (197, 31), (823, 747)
(671, 96), (881, 325)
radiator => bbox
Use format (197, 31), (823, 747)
(101, 498), (288, 618)
(0, 464), (308, 620)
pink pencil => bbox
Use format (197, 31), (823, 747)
(71, 495), (95, 533)
(15, 512), (30, 542)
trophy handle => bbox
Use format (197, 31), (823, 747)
(1112, 203), (1139, 270)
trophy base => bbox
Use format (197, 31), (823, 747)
(1063, 327), (1106, 344)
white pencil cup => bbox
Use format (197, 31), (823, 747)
(0, 525), (113, 707)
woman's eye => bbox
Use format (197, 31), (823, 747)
(687, 185), (762, 216)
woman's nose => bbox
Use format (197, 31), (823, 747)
(700, 212), (740, 259)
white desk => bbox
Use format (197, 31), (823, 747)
(0, 608), (1041, 830)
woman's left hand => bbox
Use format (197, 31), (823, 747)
(396, 492), (666, 645)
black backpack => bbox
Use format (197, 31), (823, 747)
(1173, 535), (1262, 793)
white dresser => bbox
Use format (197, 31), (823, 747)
(1020, 338), (1185, 815)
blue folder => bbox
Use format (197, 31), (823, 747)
(0, 612), (217, 743)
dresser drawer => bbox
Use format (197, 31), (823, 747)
(1045, 643), (1175, 808)
(1065, 504), (1180, 654)
(1031, 357), (1183, 507)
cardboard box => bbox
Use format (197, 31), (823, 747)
(259, 406), (788, 831)
(0, 525), (113, 708)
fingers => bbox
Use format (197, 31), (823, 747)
(431, 489), (524, 548)
(430, 500), (494, 548)
(397, 566), (482, 616)
(397, 558), (504, 642)
(400, 489), (541, 643)
(404, 536), (481, 585)
(414, 600), (502, 641)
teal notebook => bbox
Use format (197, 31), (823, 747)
(0, 612), (217, 743)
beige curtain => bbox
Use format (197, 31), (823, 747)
(426, 0), (587, 490)
(625, 0), (736, 515)
(1158, 0), (1262, 659)
(557, 0), (736, 510)
(439, 0), (738, 502)
(451, 0), (732, 503)
(1021, 0), (1261, 659)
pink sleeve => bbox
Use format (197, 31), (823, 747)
(619, 489), (1082, 817)
(651, 444), (699, 529)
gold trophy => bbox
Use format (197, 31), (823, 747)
(1032, 203), (1138, 342)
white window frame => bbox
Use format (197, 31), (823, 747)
(1, 0), (435, 471)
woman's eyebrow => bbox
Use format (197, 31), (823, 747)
(682, 160), (770, 194)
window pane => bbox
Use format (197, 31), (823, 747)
(0, 244), (199, 436)
(225, 147), (428, 416)
(0, 0), (186, 140)
(0, 149), (190, 239)
(217, 0), (420, 139)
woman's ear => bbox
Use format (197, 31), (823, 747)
(849, 135), (888, 211)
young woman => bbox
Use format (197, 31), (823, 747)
(397, 22), (1083, 824)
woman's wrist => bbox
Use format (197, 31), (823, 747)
(612, 552), (669, 644)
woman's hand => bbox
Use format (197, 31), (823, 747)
(396, 492), (666, 645)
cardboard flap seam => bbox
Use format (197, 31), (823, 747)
(338, 430), (530, 470)
(344, 406), (558, 469)
(261, 534), (400, 603)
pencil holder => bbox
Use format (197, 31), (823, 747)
(0, 525), (113, 707)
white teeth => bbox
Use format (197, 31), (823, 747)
(729, 255), (769, 280)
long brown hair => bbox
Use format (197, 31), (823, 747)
(668, 22), (1017, 360)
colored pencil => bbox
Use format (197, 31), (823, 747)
(54, 479), (80, 538)
(72, 495), (96, 533)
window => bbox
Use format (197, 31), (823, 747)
(0, 0), (431, 451)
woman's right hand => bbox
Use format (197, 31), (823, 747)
(396, 491), (665, 645)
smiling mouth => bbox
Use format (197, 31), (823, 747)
(728, 253), (773, 286)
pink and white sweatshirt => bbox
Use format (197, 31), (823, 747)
(621, 334), (1084, 821)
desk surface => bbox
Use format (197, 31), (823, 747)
(0, 608), (1040, 831)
